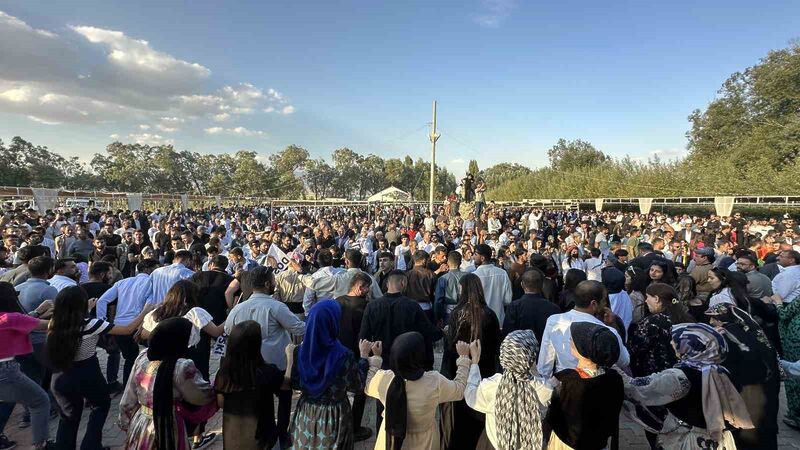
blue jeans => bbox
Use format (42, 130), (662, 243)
(0, 360), (51, 445)
(51, 355), (110, 450)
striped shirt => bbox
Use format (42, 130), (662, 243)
(77, 318), (114, 361)
(150, 263), (195, 304)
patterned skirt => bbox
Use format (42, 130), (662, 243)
(289, 396), (353, 450)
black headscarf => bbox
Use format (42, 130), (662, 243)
(148, 317), (192, 450)
(570, 321), (620, 368)
(386, 332), (426, 450)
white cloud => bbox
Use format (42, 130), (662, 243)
(204, 126), (266, 137)
(27, 115), (60, 125)
(71, 26), (210, 79)
(649, 148), (688, 160)
(450, 158), (465, 164)
(138, 124), (150, 130)
(0, 10), (294, 138)
(109, 133), (120, 139)
(473, 0), (517, 28)
(127, 132), (173, 146)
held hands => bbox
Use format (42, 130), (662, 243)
(358, 339), (383, 358)
(87, 298), (98, 311)
(469, 340), (481, 365)
(456, 341), (471, 358)
(35, 300), (54, 319)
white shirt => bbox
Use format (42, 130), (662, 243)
(464, 364), (553, 449)
(48, 274), (77, 292)
(143, 306), (213, 347)
(537, 309), (630, 379)
(474, 263), (512, 325)
(609, 291), (633, 331)
(423, 217), (435, 232)
(773, 265), (800, 304)
(585, 257), (604, 281)
(394, 245), (410, 271)
(302, 266), (346, 313)
(150, 262), (195, 304)
(709, 287), (737, 308)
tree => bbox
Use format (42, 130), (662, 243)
(269, 145), (309, 198)
(547, 138), (609, 171)
(468, 160), (479, 177)
(304, 158), (336, 199)
(480, 163), (531, 188)
(331, 148), (362, 198)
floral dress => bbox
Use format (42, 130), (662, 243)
(628, 313), (677, 378)
(778, 299), (800, 420)
(288, 348), (368, 450)
(119, 352), (217, 450)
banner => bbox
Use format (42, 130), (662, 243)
(127, 193), (142, 211)
(31, 188), (59, 213)
(180, 194), (189, 211)
(267, 243), (291, 273)
(595, 198), (604, 212)
(638, 198), (653, 215)
(714, 196), (735, 217)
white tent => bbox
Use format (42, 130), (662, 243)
(368, 186), (411, 203)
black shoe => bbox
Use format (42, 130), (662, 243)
(17, 416), (30, 429)
(0, 434), (16, 450)
(107, 381), (123, 396)
(192, 433), (217, 450)
(33, 441), (57, 450)
(354, 426), (373, 442)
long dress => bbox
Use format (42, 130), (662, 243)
(119, 352), (217, 450)
(288, 348), (368, 450)
(439, 305), (500, 450)
(778, 299), (800, 421)
(215, 365), (285, 450)
(365, 355), (470, 450)
(619, 368), (739, 450)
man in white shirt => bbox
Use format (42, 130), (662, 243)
(584, 248), (604, 281)
(292, 249), (382, 304)
(472, 244), (512, 325)
(48, 258), (79, 292)
(150, 250), (195, 303)
(537, 280), (629, 378)
(764, 250), (800, 304)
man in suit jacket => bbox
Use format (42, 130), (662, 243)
(502, 268), (561, 342)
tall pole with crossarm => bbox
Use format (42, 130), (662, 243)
(429, 101), (440, 215)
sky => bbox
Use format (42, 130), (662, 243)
(0, 0), (798, 174)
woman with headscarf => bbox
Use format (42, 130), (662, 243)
(676, 274), (707, 323)
(464, 330), (553, 450)
(546, 322), (624, 450)
(285, 299), (368, 450)
(439, 274), (501, 450)
(214, 320), (285, 450)
(365, 331), (472, 450)
(618, 323), (754, 449)
(706, 303), (780, 449)
(119, 317), (217, 450)
(558, 269), (587, 312)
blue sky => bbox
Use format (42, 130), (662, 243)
(0, 0), (798, 173)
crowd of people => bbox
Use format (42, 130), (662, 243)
(0, 201), (799, 450)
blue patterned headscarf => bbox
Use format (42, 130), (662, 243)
(298, 300), (350, 398)
(670, 322), (753, 440)
(670, 322), (728, 372)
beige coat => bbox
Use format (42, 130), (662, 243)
(365, 355), (470, 450)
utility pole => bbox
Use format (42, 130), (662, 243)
(429, 100), (440, 215)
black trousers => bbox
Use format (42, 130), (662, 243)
(115, 334), (141, 386)
(352, 392), (367, 430)
(277, 387), (292, 435)
(51, 356), (110, 450)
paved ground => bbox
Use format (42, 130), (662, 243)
(5, 347), (800, 449)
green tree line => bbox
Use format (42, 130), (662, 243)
(0, 137), (456, 200)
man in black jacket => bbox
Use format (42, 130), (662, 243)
(359, 270), (443, 429)
(502, 268), (561, 342)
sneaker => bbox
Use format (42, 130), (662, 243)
(784, 416), (800, 430)
(354, 426), (373, 442)
(0, 434), (16, 450)
(192, 433), (217, 450)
